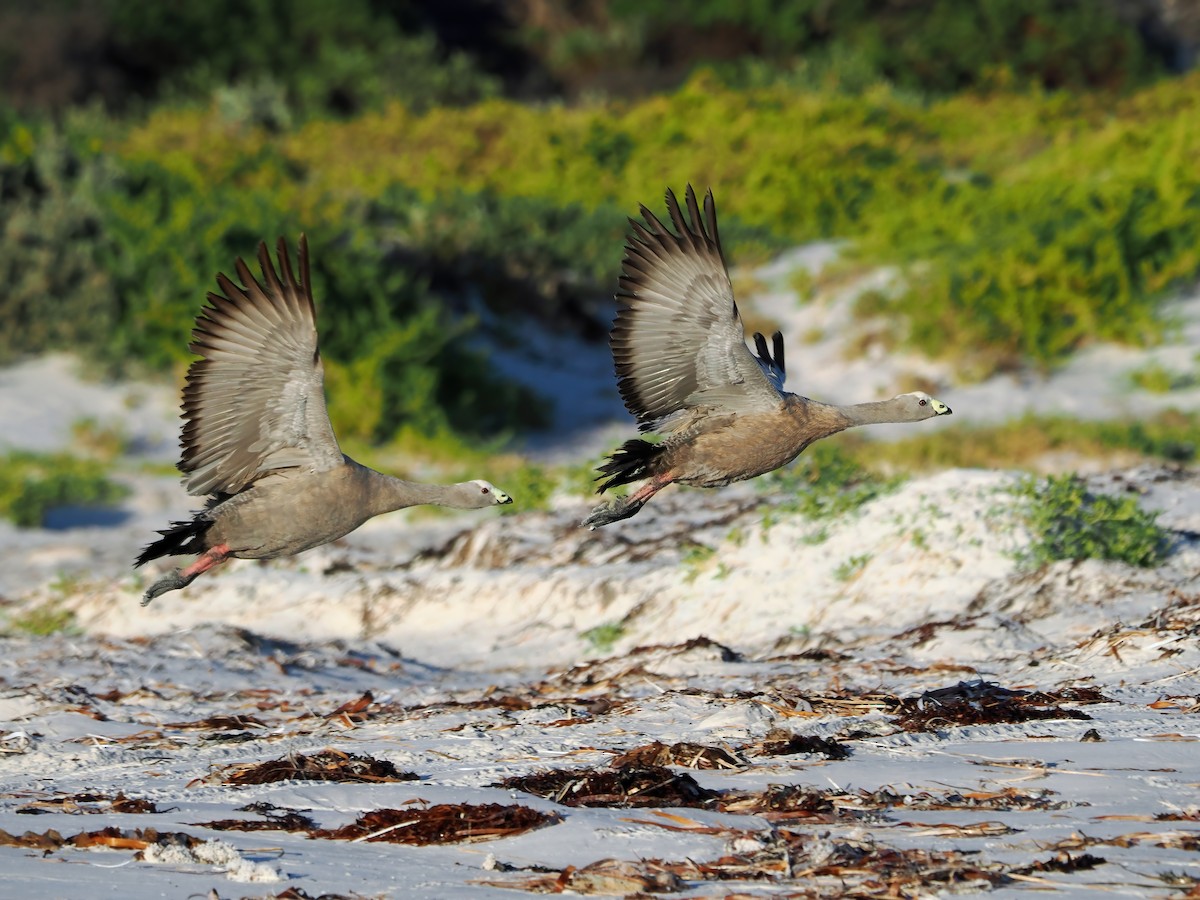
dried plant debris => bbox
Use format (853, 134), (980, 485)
(478, 856), (685, 894)
(483, 828), (1104, 896)
(163, 713), (271, 732)
(203, 749), (417, 786)
(719, 784), (845, 822)
(311, 803), (560, 845)
(745, 728), (850, 759)
(1011, 851), (1107, 875)
(16, 792), (160, 815)
(0, 826), (200, 853)
(499, 764), (720, 809)
(194, 809), (317, 833)
(894, 681), (1093, 733)
(610, 740), (746, 770)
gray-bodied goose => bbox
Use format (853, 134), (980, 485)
(583, 186), (952, 528)
(137, 237), (512, 605)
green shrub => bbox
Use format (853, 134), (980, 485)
(0, 452), (129, 528)
(1129, 363), (1197, 393)
(0, 119), (120, 365)
(104, 0), (498, 118)
(5, 599), (78, 637)
(1013, 474), (1171, 568)
(119, 73), (1200, 376)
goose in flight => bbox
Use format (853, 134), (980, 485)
(137, 237), (512, 605)
(584, 186), (951, 528)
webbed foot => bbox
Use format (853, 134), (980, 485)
(141, 568), (196, 607)
(581, 497), (646, 529)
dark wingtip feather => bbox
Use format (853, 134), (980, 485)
(753, 332), (768, 359)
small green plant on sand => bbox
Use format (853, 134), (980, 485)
(5, 598), (78, 636)
(761, 444), (904, 528)
(681, 542), (717, 583)
(581, 621), (625, 654)
(1129, 363), (1197, 394)
(1013, 474), (1171, 568)
(834, 553), (871, 582)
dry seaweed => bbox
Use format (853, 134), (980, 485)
(311, 803), (559, 845)
(0, 826), (200, 853)
(163, 714), (270, 732)
(203, 749), (417, 786)
(498, 764), (719, 809)
(610, 740), (745, 770)
(894, 682), (1092, 733)
(747, 728), (850, 759)
(478, 856), (684, 894)
(16, 792), (160, 815)
(193, 811), (317, 833)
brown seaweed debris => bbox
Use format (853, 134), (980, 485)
(477, 857), (684, 894)
(0, 826), (201, 853)
(746, 728), (850, 760)
(311, 803), (559, 845)
(199, 749), (417, 787)
(163, 713), (271, 732)
(16, 792), (160, 816)
(498, 764), (719, 809)
(610, 740), (745, 770)
(193, 811), (317, 833)
(895, 681), (1091, 733)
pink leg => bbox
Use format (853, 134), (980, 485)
(583, 474), (675, 528)
(142, 544), (231, 607)
(180, 544), (231, 580)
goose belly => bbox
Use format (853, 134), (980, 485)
(205, 477), (370, 560)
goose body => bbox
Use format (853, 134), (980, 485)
(584, 186), (952, 528)
(136, 237), (511, 605)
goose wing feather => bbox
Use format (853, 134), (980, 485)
(612, 185), (784, 434)
(179, 236), (342, 496)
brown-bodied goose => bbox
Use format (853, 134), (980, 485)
(583, 186), (952, 529)
(137, 237), (512, 605)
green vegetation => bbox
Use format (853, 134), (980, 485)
(760, 443), (905, 526)
(1129, 363), (1198, 393)
(834, 553), (871, 582)
(865, 411), (1199, 470)
(0, 452), (129, 528)
(4, 598), (79, 637)
(1012, 474), (1171, 568)
(107, 69), (1200, 382)
(3, 3), (1199, 462)
(581, 621), (626, 654)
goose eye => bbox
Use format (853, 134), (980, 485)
(919, 399), (927, 406)
(481, 487), (490, 494)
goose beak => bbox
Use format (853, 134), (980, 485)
(931, 398), (952, 416)
(497, 491), (514, 505)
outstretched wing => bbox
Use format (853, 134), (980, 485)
(611, 185), (785, 434)
(179, 236), (342, 496)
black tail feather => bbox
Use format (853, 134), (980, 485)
(134, 515), (212, 567)
(595, 438), (663, 494)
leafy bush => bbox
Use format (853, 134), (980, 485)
(538, 0), (1159, 95)
(1013, 474), (1171, 568)
(0, 118), (120, 365)
(0, 452), (129, 528)
(119, 72), (1200, 375)
(104, 0), (498, 118)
